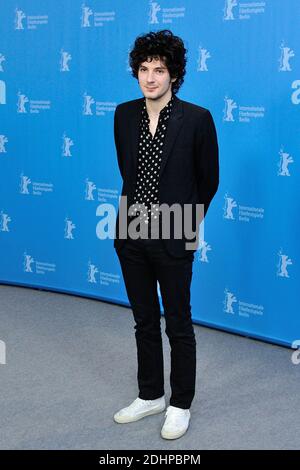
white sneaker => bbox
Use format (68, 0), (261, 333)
(114, 396), (166, 424)
(161, 405), (191, 439)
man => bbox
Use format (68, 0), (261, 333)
(113, 30), (219, 440)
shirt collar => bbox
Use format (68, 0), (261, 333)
(142, 94), (174, 119)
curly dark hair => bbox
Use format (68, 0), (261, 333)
(129, 30), (187, 95)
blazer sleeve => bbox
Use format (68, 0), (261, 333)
(194, 110), (219, 217)
(114, 105), (124, 180)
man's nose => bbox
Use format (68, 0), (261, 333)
(146, 72), (155, 82)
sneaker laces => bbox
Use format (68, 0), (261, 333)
(133, 398), (160, 408)
(139, 397), (163, 404)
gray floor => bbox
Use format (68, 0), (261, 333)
(0, 284), (299, 450)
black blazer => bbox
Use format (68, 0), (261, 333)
(113, 94), (219, 258)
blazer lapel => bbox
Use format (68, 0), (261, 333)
(129, 94), (184, 181)
(159, 95), (183, 179)
(129, 99), (143, 179)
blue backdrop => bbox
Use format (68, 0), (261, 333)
(0, 0), (299, 347)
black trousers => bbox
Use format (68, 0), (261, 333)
(116, 236), (196, 410)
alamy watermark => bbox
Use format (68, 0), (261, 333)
(0, 339), (6, 364)
(96, 196), (205, 250)
(291, 340), (300, 365)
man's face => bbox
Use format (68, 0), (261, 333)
(137, 56), (176, 100)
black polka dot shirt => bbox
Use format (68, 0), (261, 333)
(131, 94), (174, 226)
